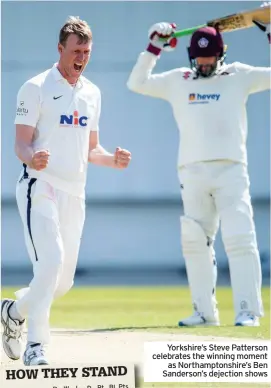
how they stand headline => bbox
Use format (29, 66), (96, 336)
(6, 366), (127, 380)
(3, 364), (135, 388)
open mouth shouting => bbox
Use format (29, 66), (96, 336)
(74, 62), (83, 72)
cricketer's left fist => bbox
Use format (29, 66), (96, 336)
(114, 147), (132, 169)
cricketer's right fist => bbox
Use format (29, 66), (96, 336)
(30, 150), (50, 171)
(147, 22), (178, 55)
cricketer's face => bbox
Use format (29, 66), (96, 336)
(58, 33), (91, 83)
(196, 56), (217, 77)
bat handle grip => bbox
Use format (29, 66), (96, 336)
(159, 24), (207, 41)
(172, 25), (207, 38)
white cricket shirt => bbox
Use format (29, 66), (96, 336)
(15, 64), (101, 198)
(127, 52), (271, 167)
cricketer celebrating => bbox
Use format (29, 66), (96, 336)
(127, 8), (270, 327)
(1, 16), (131, 365)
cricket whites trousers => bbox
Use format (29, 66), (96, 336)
(15, 177), (85, 343)
(178, 160), (263, 320)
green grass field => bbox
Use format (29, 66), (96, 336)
(1, 286), (270, 338)
(1, 286), (270, 388)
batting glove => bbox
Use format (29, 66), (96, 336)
(147, 22), (178, 56)
(253, 2), (271, 43)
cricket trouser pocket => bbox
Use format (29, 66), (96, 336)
(16, 179), (64, 344)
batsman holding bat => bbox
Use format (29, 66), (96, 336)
(127, 5), (270, 327)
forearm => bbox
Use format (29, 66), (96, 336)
(88, 144), (117, 168)
(127, 52), (157, 91)
(128, 51), (167, 98)
(249, 67), (271, 93)
(127, 21), (177, 98)
(15, 141), (34, 166)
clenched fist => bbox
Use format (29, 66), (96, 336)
(30, 150), (50, 171)
(114, 147), (131, 169)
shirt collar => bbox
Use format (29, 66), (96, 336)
(51, 63), (83, 88)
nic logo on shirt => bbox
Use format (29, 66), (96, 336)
(189, 93), (220, 104)
(60, 111), (88, 127)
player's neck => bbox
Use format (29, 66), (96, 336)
(56, 63), (79, 85)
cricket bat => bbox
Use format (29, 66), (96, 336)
(169, 4), (271, 39)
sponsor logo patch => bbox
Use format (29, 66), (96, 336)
(16, 101), (29, 116)
(189, 93), (221, 104)
(60, 111), (88, 127)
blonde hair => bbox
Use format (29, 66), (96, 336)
(59, 16), (92, 46)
